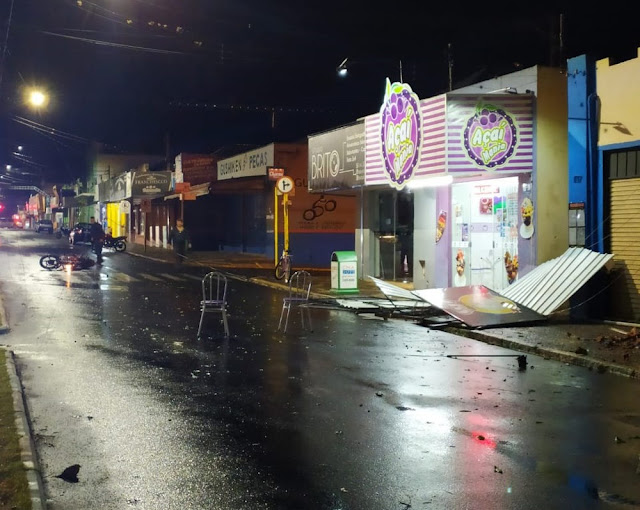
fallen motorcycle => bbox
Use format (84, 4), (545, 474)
(102, 234), (127, 252)
(39, 253), (95, 271)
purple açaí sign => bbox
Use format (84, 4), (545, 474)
(380, 79), (421, 189)
(463, 102), (518, 169)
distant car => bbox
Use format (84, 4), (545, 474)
(68, 222), (93, 244)
(0, 217), (14, 229)
(36, 219), (54, 234)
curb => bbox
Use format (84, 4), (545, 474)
(0, 293), (9, 334)
(5, 349), (47, 510)
(443, 326), (639, 379)
(128, 249), (348, 301)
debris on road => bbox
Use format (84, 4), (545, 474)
(55, 464), (80, 483)
(594, 327), (640, 349)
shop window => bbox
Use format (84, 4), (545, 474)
(609, 149), (640, 179)
(568, 203), (585, 247)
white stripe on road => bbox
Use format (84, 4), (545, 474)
(159, 273), (189, 281)
(182, 274), (204, 281)
(109, 272), (141, 283)
(139, 273), (164, 282)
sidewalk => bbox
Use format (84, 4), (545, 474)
(127, 242), (640, 379)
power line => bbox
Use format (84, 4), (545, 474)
(12, 116), (89, 143)
(169, 101), (334, 114)
(41, 31), (192, 55)
(0, 0), (16, 94)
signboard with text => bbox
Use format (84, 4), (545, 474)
(446, 94), (533, 174)
(268, 166), (285, 181)
(131, 171), (172, 197)
(308, 122), (365, 192)
(175, 153), (217, 185)
(379, 79), (422, 190)
(217, 144), (274, 181)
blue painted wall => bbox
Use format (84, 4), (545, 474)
(267, 232), (355, 268)
(567, 55), (600, 250)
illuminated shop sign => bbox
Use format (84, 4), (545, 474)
(463, 102), (518, 169)
(380, 79), (422, 189)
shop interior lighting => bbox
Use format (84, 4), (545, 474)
(407, 175), (453, 189)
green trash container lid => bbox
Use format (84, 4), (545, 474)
(331, 251), (357, 262)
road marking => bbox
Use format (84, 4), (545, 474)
(159, 273), (188, 281)
(139, 273), (164, 282)
(182, 274), (203, 281)
(110, 272), (141, 283)
(99, 284), (127, 292)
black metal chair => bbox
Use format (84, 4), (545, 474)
(198, 271), (229, 337)
(278, 270), (312, 332)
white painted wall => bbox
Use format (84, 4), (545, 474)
(412, 187), (437, 290)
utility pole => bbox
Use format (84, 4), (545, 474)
(447, 43), (454, 91)
(559, 13), (565, 72)
(164, 131), (171, 171)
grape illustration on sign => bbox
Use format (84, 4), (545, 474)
(463, 102), (518, 169)
(380, 79), (421, 189)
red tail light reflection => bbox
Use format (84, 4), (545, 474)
(471, 431), (496, 449)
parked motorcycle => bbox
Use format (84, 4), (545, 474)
(102, 234), (127, 252)
(55, 226), (70, 239)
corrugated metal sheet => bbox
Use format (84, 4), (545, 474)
(500, 247), (614, 316)
(609, 178), (640, 320)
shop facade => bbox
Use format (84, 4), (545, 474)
(216, 142), (357, 266)
(96, 169), (173, 246)
(167, 153), (218, 250)
(318, 66), (567, 289)
(97, 172), (132, 237)
(568, 50), (640, 321)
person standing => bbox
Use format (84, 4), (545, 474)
(169, 218), (190, 265)
(89, 216), (105, 264)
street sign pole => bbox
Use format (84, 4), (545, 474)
(275, 176), (295, 262)
(274, 186), (279, 265)
(283, 193), (289, 254)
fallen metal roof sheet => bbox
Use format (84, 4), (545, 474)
(499, 247), (614, 316)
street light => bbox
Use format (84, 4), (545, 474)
(22, 86), (49, 110)
(337, 58), (349, 77)
(336, 56), (403, 82)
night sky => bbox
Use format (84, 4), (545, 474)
(1, 1), (639, 198)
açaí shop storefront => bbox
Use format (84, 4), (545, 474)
(359, 80), (536, 290)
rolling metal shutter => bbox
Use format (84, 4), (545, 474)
(609, 177), (640, 321)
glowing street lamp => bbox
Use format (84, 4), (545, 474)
(336, 56), (403, 82)
(30, 90), (46, 106)
(22, 87), (49, 110)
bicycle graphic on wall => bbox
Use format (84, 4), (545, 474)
(303, 194), (337, 221)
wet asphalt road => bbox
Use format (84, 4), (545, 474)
(1, 230), (639, 510)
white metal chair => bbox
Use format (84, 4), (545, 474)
(278, 270), (312, 332)
(198, 271), (229, 337)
